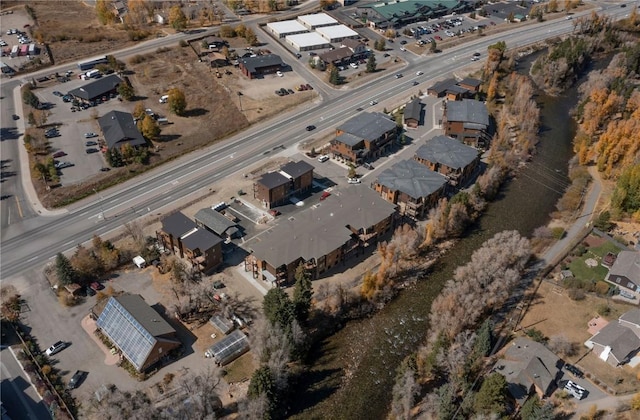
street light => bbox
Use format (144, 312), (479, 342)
(237, 91), (243, 112)
(93, 188), (106, 220)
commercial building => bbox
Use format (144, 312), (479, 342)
(95, 294), (181, 372)
(297, 13), (338, 29)
(68, 74), (122, 102)
(238, 54), (284, 79)
(357, 0), (475, 29)
(98, 110), (147, 150)
(373, 159), (447, 219)
(244, 186), (397, 285)
(414, 135), (479, 187)
(157, 212), (224, 273)
(285, 32), (332, 51)
(266, 20), (309, 38)
(315, 25), (360, 43)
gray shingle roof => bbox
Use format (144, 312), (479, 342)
(258, 171), (290, 189)
(239, 54), (283, 73)
(98, 110), (147, 149)
(335, 132), (365, 147)
(161, 212), (196, 238)
(446, 99), (489, 126)
(620, 309), (640, 328)
(244, 186), (396, 268)
(195, 208), (237, 236)
(113, 294), (176, 338)
(415, 135), (478, 169)
(281, 160), (314, 179)
(181, 228), (223, 252)
(609, 251), (640, 284)
(590, 321), (640, 363)
(404, 97), (422, 122)
(376, 159), (447, 199)
(459, 77), (481, 88)
(337, 112), (396, 140)
(428, 78), (458, 95)
(68, 74), (122, 101)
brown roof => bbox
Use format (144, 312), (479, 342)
(319, 47), (353, 63)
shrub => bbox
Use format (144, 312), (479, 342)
(567, 288), (585, 300)
(572, 244), (587, 256)
(179, 39), (188, 47)
(525, 328), (547, 343)
(41, 365), (52, 375)
(551, 227), (565, 239)
(594, 282), (610, 296)
(596, 303), (611, 316)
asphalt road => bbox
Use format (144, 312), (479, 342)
(0, 347), (51, 420)
(0, 5), (632, 283)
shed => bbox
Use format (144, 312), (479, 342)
(209, 315), (235, 335)
(133, 255), (146, 268)
(205, 330), (249, 365)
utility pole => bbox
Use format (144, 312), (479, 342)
(237, 91), (243, 112)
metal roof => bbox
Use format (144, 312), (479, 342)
(415, 135), (478, 169)
(68, 74), (122, 101)
(286, 32), (331, 48)
(297, 13), (338, 27)
(244, 186), (396, 268)
(446, 99), (489, 126)
(266, 20), (309, 35)
(364, 0), (465, 21)
(376, 159), (447, 199)
(194, 208), (237, 236)
(337, 112), (396, 141)
(207, 330), (249, 365)
(98, 110), (147, 149)
(238, 54), (283, 73)
(209, 315), (235, 335)
(315, 25), (359, 40)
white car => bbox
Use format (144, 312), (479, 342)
(348, 178), (361, 184)
(84, 132), (98, 138)
(369, 100), (378, 106)
(416, 71), (423, 75)
(45, 341), (67, 356)
(350, 63), (358, 69)
(317, 154), (329, 162)
(276, 71), (283, 77)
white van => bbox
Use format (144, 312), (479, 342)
(159, 95), (169, 103)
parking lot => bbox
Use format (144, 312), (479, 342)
(31, 77), (129, 185)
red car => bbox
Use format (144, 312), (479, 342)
(320, 192), (331, 201)
(90, 282), (104, 291)
(52, 151), (66, 158)
(435, 35), (442, 41)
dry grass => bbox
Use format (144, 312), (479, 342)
(518, 281), (640, 394)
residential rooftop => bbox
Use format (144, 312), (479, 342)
(376, 159), (447, 199)
(415, 135), (479, 169)
(337, 112), (396, 140)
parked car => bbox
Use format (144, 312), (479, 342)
(350, 62), (358, 69)
(52, 151), (67, 158)
(68, 370), (87, 389)
(100, 167), (111, 172)
(348, 178), (361, 184)
(86, 148), (99, 154)
(85, 286), (96, 296)
(363, 162), (374, 170)
(317, 154), (329, 162)
(84, 132), (97, 138)
(45, 341), (67, 356)
(90, 282), (103, 291)
(53, 91), (63, 97)
(276, 71), (283, 77)
(213, 280), (225, 289)
(565, 364), (584, 378)
(85, 141), (98, 147)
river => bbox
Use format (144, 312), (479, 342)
(290, 54), (584, 419)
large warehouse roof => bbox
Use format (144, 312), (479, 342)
(266, 20), (308, 35)
(286, 32), (331, 48)
(298, 13), (338, 27)
(315, 24), (359, 40)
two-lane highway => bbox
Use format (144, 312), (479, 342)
(1, 6), (631, 282)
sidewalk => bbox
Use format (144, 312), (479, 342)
(80, 315), (120, 366)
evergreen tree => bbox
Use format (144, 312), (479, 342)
(248, 366), (277, 419)
(366, 54), (377, 73)
(474, 319), (493, 358)
(263, 288), (294, 328)
(474, 373), (508, 416)
(55, 253), (77, 285)
(328, 64), (340, 85)
(293, 263), (313, 323)
(117, 83), (135, 101)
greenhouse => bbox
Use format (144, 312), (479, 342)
(209, 315), (235, 335)
(205, 330), (249, 366)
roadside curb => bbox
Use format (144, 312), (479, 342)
(12, 84), (68, 217)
